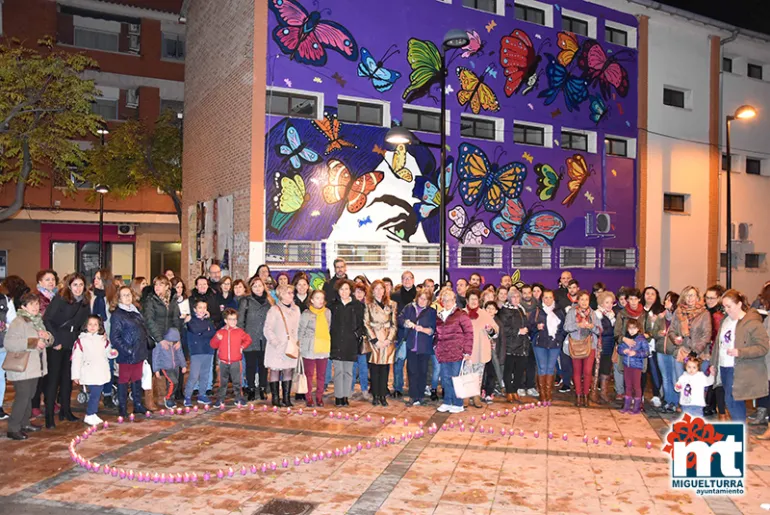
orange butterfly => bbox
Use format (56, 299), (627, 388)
(562, 154), (592, 207)
(312, 112), (357, 155)
(557, 31), (580, 67)
(456, 67), (500, 115)
(322, 159), (384, 213)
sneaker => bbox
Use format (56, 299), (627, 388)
(205, 389), (214, 397)
(197, 396), (212, 406)
(484, 395), (493, 404)
(193, 389), (199, 396)
(83, 414), (102, 426)
(651, 396), (662, 408)
(164, 399), (176, 409)
(183, 398), (193, 408)
(526, 388), (539, 397)
(437, 404), (451, 413)
(234, 400), (244, 408)
(412, 401), (421, 406)
(559, 386), (572, 393)
(517, 389), (526, 397)
(555, 378), (563, 387)
(212, 400), (223, 409)
(449, 405), (465, 413)
(31, 408), (42, 418)
(0, 408), (8, 421)
(666, 403), (678, 413)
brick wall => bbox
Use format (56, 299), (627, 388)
(181, 0), (255, 283)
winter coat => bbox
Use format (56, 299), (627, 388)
(185, 316), (217, 356)
(90, 291), (111, 334)
(617, 334), (649, 370)
(37, 289), (55, 316)
(71, 332), (114, 385)
(237, 295), (271, 352)
(3, 311), (53, 381)
(43, 294), (91, 351)
(293, 293), (309, 313)
(498, 304), (530, 356)
(708, 307), (726, 354)
(613, 308), (647, 345)
(142, 293), (181, 347)
(434, 308), (474, 364)
(666, 307), (712, 361)
(152, 341), (186, 372)
(218, 292), (239, 312)
(210, 326), (252, 364)
(711, 309), (769, 401)
(110, 306), (150, 365)
(467, 309), (498, 365)
(329, 298), (365, 362)
(595, 310), (616, 356)
(323, 275), (348, 304)
(642, 309), (666, 353)
(298, 308), (331, 359)
(263, 303), (301, 370)
(398, 303), (437, 355)
(364, 300), (398, 365)
(188, 288), (222, 327)
(530, 306), (567, 351)
(563, 308), (601, 353)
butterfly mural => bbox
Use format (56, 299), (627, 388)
(457, 143), (527, 212)
(538, 54), (589, 112)
(386, 144), (414, 182)
(556, 31), (580, 67)
(403, 38), (443, 103)
(461, 30), (484, 59)
(577, 41), (631, 99)
(534, 163), (563, 202)
(588, 95), (610, 124)
(449, 206), (490, 245)
(500, 29), (542, 97)
(271, 173), (309, 231)
(275, 121), (320, 169)
(456, 67), (500, 114)
(269, 0), (358, 67)
(312, 112), (357, 154)
(357, 46), (401, 93)
(322, 159), (384, 213)
(491, 198), (566, 246)
(562, 154), (592, 207)
(412, 157), (453, 220)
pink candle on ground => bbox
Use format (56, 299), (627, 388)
(353, 414), (359, 421)
(119, 469), (126, 479)
(583, 434), (589, 443)
(626, 439), (633, 447)
(562, 433), (568, 441)
(481, 413), (487, 421)
(281, 459), (288, 469)
(191, 472), (198, 482)
(533, 431), (540, 439)
(298, 408), (303, 415)
(366, 414), (371, 422)
(548, 432), (554, 439)
(160, 409), (166, 416)
(185, 407), (191, 414)
(204, 405), (210, 411)
(366, 441), (372, 449)
(203, 472), (211, 481)
(193, 406), (199, 412)
(469, 426), (476, 433)
(216, 469), (224, 479)
(313, 409), (318, 417)
(241, 466), (248, 476)
(261, 463), (268, 473)
(117, 416), (124, 424)
(646, 441), (653, 450)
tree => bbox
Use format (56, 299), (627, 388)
(0, 37), (102, 221)
(84, 110), (183, 225)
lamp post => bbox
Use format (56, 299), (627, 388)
(725, 104), (757, 288)
(95, 184), (110, 269)
(385, 29), (468, 285)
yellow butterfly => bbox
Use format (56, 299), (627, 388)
(388, 144), (413, 182)
(456, 67), (500, 115)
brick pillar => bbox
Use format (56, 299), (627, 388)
(138, 86), (161, 127)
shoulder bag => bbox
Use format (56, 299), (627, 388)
(568, 334), (592, 359)
(277, 306), (299, 359)
(2, 337), (35, 372)
(294, 356), (308, 394)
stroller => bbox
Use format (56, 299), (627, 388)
(76, 358), (124, 407)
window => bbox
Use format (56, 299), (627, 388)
(745, 253), (764, 269)
(461, 114), (499, 141)
(162, 33), (185, 60)
(514, 123), (545, 146)
(561, 130), (588, 151)
(402, 244), (440, 267)
(515, 4), (546, 25)
(462, 0), (498, 13)
(73, 27), (119, 52)
(722, 153), (729, 171)
(150, 242), (181, 279)
(720, 252), (728, 268)
(603, 248), (636, 268)
(605, 137), (627, 157)
(748, 63), (763, 80)
(559, 247), (597, 268)
(403, 106), (442, 134)
(605, 26), (628, 46)
(335, 243), (386, 267)
(746, 158), (762, 175)
(338, 98), (384, 126)
(458, 245), (502, 268)
(723, 57), (733, 73)
(266, 241), (322, 268)
(663, 193), (686, 213)
(663, 88), (686, 108)
(562, 15), (588, 36)
(511, 246), (551, 269)
(266, 89), (319, 119)
(92, 98), (118, 120)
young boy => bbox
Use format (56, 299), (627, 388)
(184, 300), (217, 406)
(210, 308), (252, 407)
(152, 328), (187, 409)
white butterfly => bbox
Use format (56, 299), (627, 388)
(449, 206), (490, 245)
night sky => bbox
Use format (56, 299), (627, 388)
(655, 0), (770, 36)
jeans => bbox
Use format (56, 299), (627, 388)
(641, 352), (663, 398)
(533, 347), (560, 376)
(333, 360), (353, 398)
(393, 344), (406, 393)
(559, 350), (573, 389)
(86, 384), (102, 416)
(407, 351), (429, 401)
(681, 405), (704, 417)
(431, 355), (440, 390)
(572, 350), (595, 395)
(657, 353), (679, 406)
(351, 353), (370, 392)
(185, 354), (213, 400)
(439, 360), (463, 407)
(303, 358), (327, 400)
(0, 349), (6, 407)
(613, 361), (625, 395)
(756, 382), (770, 410)
(720, 366), (746, 421)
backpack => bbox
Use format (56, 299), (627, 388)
(0, 295), (9, 349)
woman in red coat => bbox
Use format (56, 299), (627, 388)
(434, 289), (474, 414)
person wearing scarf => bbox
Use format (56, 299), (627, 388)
(30, 269), (56, 418)
(667, 286), (712, 386)
(399, 289), (436, 406)
(564, 291), (601, 407)
(529, 290), (566, 403)
(263, 284), (301, 407)
(109, 286), (150, 419)
(238, 278), (272, 401)
(612, 288), (646, 403)
(364, 280), (398, 407)
(594, 291), (617, 404)
(498, 289), (531, 404)
(464, 289), (498, 408)
(298, 290), (331, 407)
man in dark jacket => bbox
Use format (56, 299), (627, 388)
(390, 271), (417, 398)
(189, 276), (223, 327)
(323, 258), (348, 304)
(208, 263), (223, 295)
(455, 278), (469, 309)
(554, 271), (573, 310)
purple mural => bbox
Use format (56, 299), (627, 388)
(264, 0), (639, 290)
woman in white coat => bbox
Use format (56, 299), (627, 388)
(263, 284), (300, 407)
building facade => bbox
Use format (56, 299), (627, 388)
(0, 0), (185, 285)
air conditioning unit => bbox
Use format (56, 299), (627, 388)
(585, 211), (615, 239)
(126, 89), (139, 108)
(129, 34), (140, 53)
(128, 23), (141, 35)
(738, 222), (751, 241)
(117, 224), (136, 236)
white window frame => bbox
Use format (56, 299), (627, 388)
(461, 0), (505, 16)
(401, 243), (441, 268)
(334, 242), (388, 268)
(514, 0), (553, 27)
(560, 8), (596, 38)
(513, 119), (553, 148)
(266, 86), (324, 120)
(460, 113), (504, 142)
(604, 20), (636, 49)
(722, 55), (734, 74)
(662, 86), (691, 110)
(161, 32), (185, 60)
(745, 156), (765, 177)
(602, 248), (636, 269)
(265, 241), (322, 270)
(559, 246), (597, 269)
(402, 104), (451, 136)
(604, 134), (636, 158)
(457, 244), (503, 268)
(511, 246), (552, 270)
(722, 152), (741, 174)
(337, 94), (390, 127)
(560, 127), (597, 153)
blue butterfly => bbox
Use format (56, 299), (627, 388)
(588, 95), (610, 124)
(413, 158), (453, 220)
(357, 46), (401, 92)
(275, 122), (320, 170)
(457, 144), (526, 213)
(484, 64), (498, 79)
(538, 53), (589, 112)
(357, 216), (372, 227)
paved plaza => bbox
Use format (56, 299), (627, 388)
(1, 393), (769, 515)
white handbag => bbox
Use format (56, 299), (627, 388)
(294, 357), (308, 395)
(452, 361), (481, 399)
(141, 360), (153, 390)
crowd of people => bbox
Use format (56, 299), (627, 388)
(1, 262), (769, 442)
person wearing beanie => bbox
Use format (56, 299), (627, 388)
(152, 327), (187, 409)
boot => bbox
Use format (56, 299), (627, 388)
(544, 375), (553, 402)
(117, 383), (129, 418)
(144, 377), (159, 412)
(620, 396), (632, 414)
(430, 389), (439, 402)
(281, 381), (293, 407)
(631, 397), (643, 415)
(756, 426), (770, 440)
(506, 393), (514, 403)
(512, 392), (521, 404)
(259, 387), (267, 400)
(471, 396), (483, 408)
(269, 382), (281, 407)
(306, 395), (315, 407)
(749, 407), (768, 425)
(598, 375), (612, 404)
(132, 381), (148, 415)
(246, 388), (256, 402)
(589, 382), (600, 404)
(380, 396), (389, 407)
(537, 376), (545, 402)
(575, 393), (582, 407)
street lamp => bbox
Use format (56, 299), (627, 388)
(96, 125), (109, 145)
(95, 184), (110, 268)
(725, 104), (757, 288)
(385, 28), (468, 285)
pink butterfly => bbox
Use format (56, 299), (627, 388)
(269, 0), (359, 67)
(577, 41), (631, 99)
(449, 206), (490, 245)
(461, 30), (484, 59)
